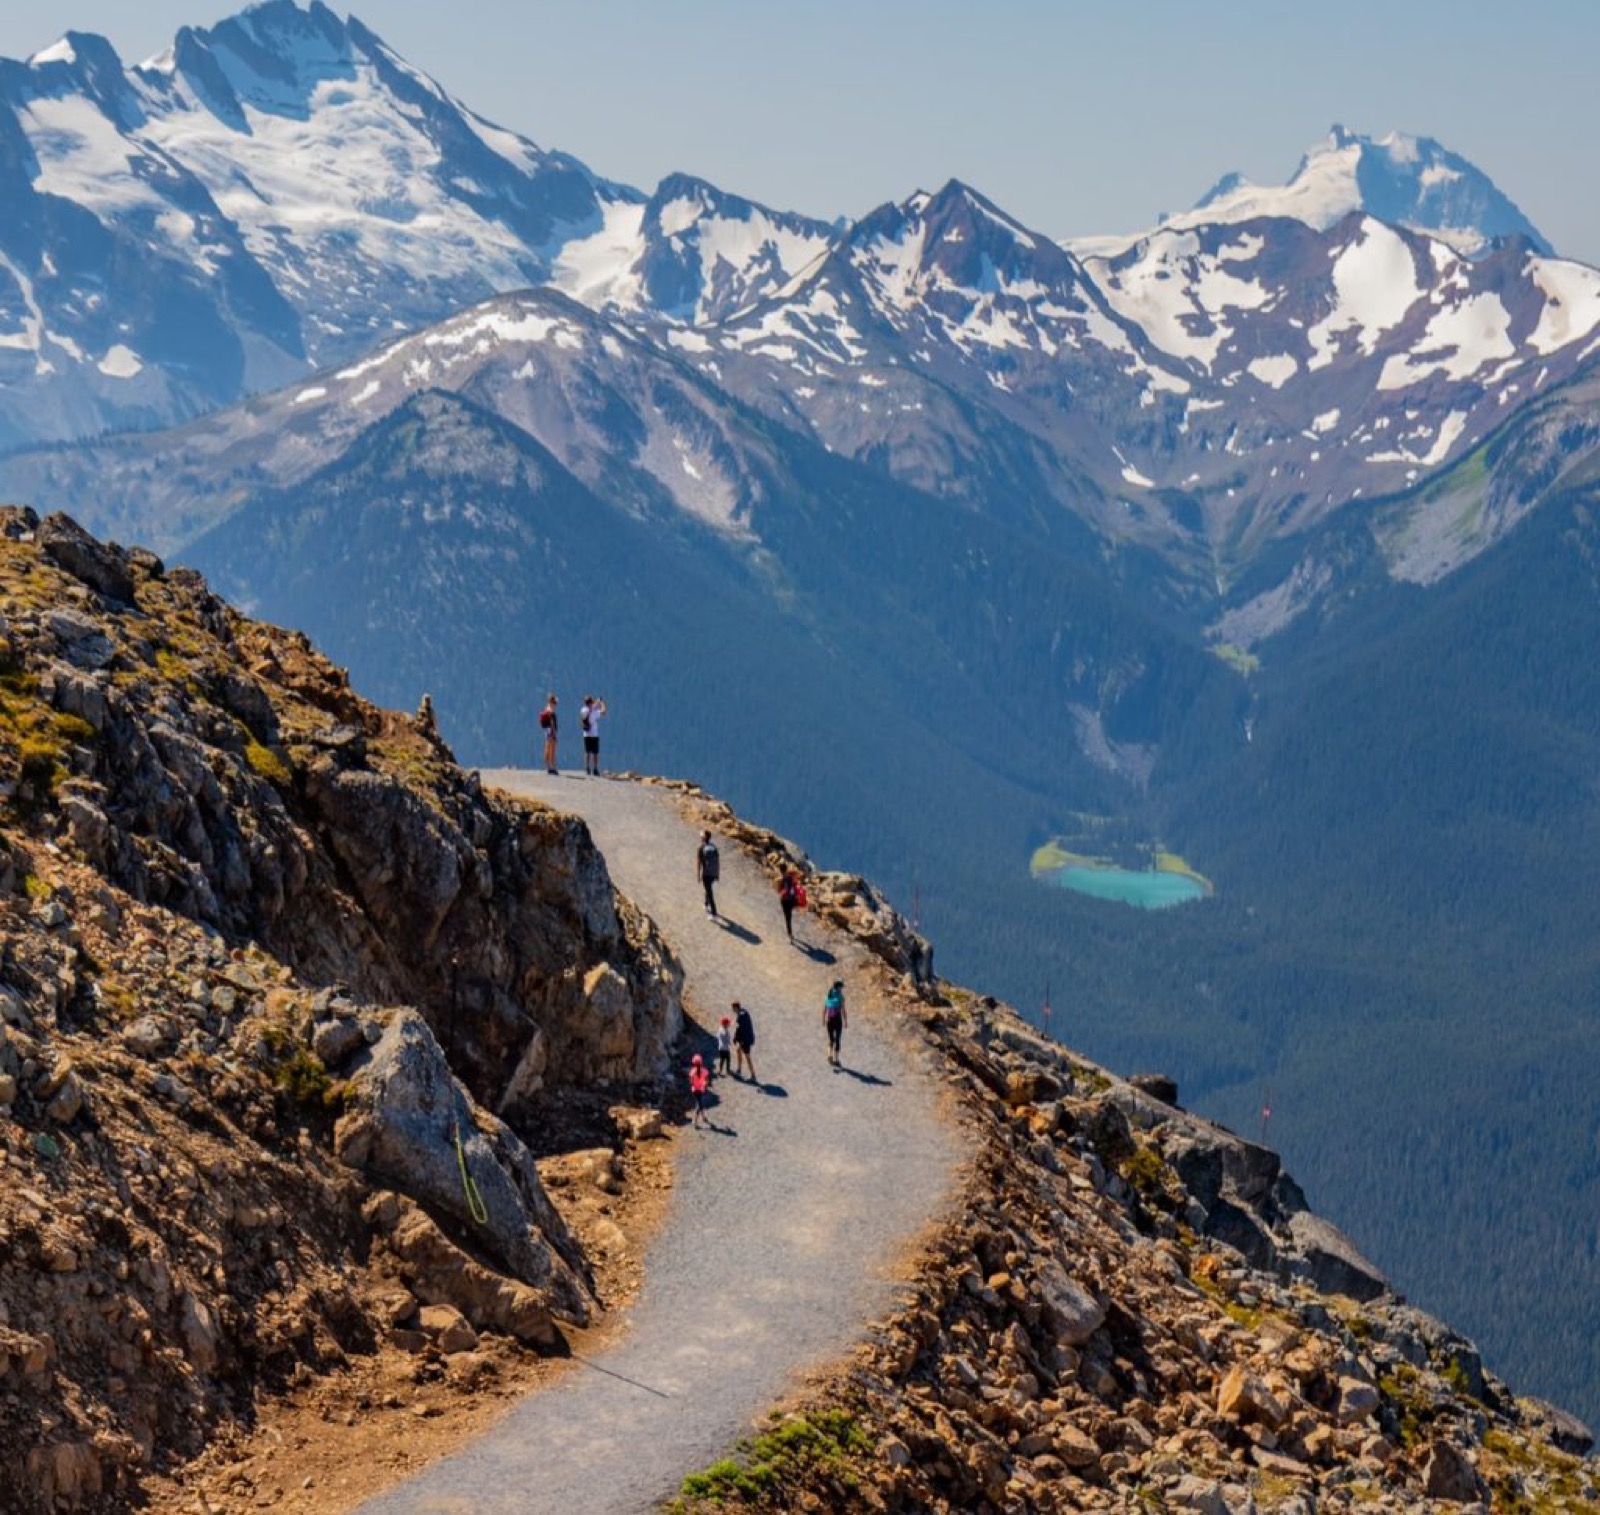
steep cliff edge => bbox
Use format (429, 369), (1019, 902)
(0, 510), (681, 1511)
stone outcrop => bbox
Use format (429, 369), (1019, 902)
(5, 508), (682, 1110)
(0, 514), (683, 1512)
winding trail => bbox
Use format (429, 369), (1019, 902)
(361, 772), (963, 1514)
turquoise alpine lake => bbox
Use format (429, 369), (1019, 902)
(1046, 866), (1207, 909)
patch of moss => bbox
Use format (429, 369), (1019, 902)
(0, 679), (97, 804)
(259, 1021), (294, 1056)
(21, 872), (50, 901)
(1250, 1471), (1303, 1504)
(153, 647), (190, 684)
(1438, 1353), (1476, 1400)
(1120, 1142), (1172, 1199)
(1223, 1298), (1266, 1331)
(245, 739), (293, 788)
(1378, 1362), (1437, 1449)
(671, 1410), (870, 1509)
(52, 713), (96, 746)
(17, 735), (60, 797)
(0, 661), (36, 699)
(1073, 1064), (1113, 1095)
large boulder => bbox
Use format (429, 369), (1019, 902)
(372, 1197), (563, 1345)
(338, 1011), (590, 1324)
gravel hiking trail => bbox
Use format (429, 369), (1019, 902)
(361, 772), (963, 1514)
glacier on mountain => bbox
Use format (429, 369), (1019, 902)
(1149, 125), (1550, 258)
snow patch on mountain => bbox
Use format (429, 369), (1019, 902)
(1368, 409), (1470, 468)
(1090, 230), (1275, 371)
(1248, 354), (1299, 388)
(551, 202), (650, 310)
(1377, 294), (1514, 389)
(97, 345), (143, 379)
(1527, 261), (1600, 355)
(1307, 220), (1422, 368)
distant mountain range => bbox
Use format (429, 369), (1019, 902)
(4, 0), (1600, 1427)
(2, 2), (1595, 576)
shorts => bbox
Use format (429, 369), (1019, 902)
(583, 735), (599, 755)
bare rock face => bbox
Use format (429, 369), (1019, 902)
(1423, 1437), (1486, 1502)
(372, 1197), (562, 1346)
(9, 515), (683, 1117)
(1217, 1364), (1289, 1429)
(37, 512), (135, 604)
(1035, 1260), (1105, 1345)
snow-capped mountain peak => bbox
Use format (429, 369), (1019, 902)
(547, 170), (835, 326)
(1168, 125), (1550, 258)
(0, 0), (650, 446)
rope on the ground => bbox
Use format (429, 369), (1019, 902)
(453, 1113), (490, 1226)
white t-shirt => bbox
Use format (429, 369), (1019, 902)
(582, 703), (604, 737)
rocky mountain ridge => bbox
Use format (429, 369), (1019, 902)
(0, 514), (1594, 1512)
(627, 791), (1600, 1514)
(0, 509), (681, 1509)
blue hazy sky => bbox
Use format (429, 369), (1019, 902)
(4, 0), (1598, 263)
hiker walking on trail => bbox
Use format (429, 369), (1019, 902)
(697, 830), (721, 918)
(732, 1001), (757, 1081)
(538, 693), (559, 774)
(688, 1054), (710, 1128)
(580, 694), (607, 777)
(823, 980), (847, 1067)
(777, 867), (804, 943)
(715, 1017), (733, 1076)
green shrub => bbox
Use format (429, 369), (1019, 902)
(674, 1410), (870, 1508)
(274, 1047), (331, 1106)
(1120, 1143), (1171, 1197)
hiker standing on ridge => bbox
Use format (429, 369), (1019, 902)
(539, 693), (559, 774)
(823, 980), (847, 1067)
(697, 829), (721, 919)
(777, 867), (804, 943)
(732, 1001), (757, 1081)
(580, 694), (607, 777)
